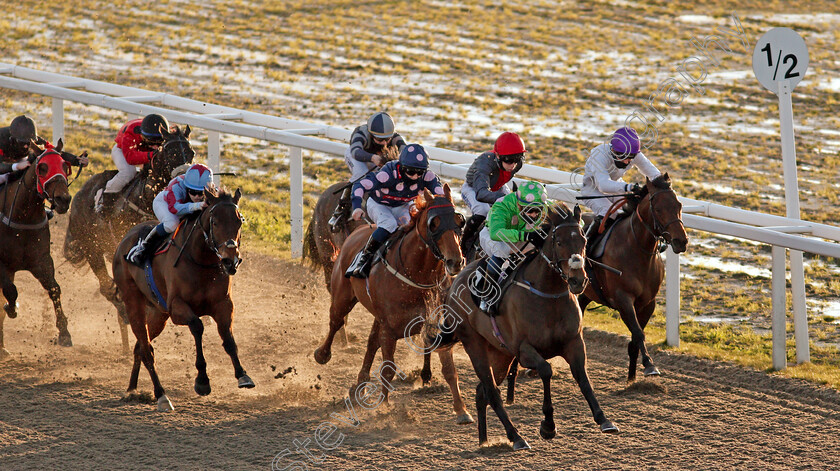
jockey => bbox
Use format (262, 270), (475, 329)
(98, 114), (171, 214)
(580, 126), (661, 240)
(126, 163), (213, 266)
(477, 181), (548, 315)
(328, 111), (407, 231)
(0, 115), (37, 183)
(344, 143), (443, 279)
(460, 131), (525, 252)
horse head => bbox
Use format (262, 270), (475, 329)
(413, 184), (466, 276)
(542, 202), (588, 294)
(641, 173), (688, 254)
(150, 125), (195, 186)
(201, 186), (244, 275)
(29, 139), (72, 213)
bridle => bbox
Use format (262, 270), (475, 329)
(416, 197), (463, 262)
(539, 214), (586, 283)
(631, 187), (685, 255)
(201, 201), (243, 271)
(151, 135), (193, 176)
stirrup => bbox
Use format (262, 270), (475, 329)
(344, 252), (365, 278)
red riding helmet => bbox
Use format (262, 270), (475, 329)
(493, 131), (526, 156)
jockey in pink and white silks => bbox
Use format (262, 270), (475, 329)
(126, 164), (213, 266)
(581, 127), (661, 239)
(344, 144), (444, 279)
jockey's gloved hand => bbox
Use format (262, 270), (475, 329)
(11, 159), (31, 171)
(626, 183), (643, 194)
(524, 230), (546, 248)
(351, 208), (365, 221)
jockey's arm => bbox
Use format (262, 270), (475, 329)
(348, 127), (375, 163)
(632, 152), (661, 180)
(487, 199), (525, 244)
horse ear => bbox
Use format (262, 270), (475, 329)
(423, 188), (433, 203)
(204, 187), (217, 204)
(160, 124), (172, 139)
(233, 188), (242, 204)
(55, 138), (64, 152)
(573, 204), (581, 221)
(443, 183), (451, 200)
(184, 125), (191, 138)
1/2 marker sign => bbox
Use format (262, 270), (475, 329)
(752, 27), (809, 94)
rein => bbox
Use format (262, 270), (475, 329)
(170, 201), (242, 271)
(631, 188), (685, 255)
(0, 151), (65, 230)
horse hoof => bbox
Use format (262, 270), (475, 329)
(539, 421), (556, 440)
(455, 413), (474, 425)
(600, 421), (619, 433)
(644, 366), (661, 376)
(314, 347), (331, 365)
(238, 375), (255, 389)
(512, 438), (531, 451)
(3, 303), (18, 319)
(505, 397), (515, 405)
(157, 395), (174, 412)
(194, 379), (212, 396)
(0, 348), (10, 361)
(57, 333), (73, 347)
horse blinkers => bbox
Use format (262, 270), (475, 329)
(423, 199), (465, 274)
(35, 151), (72, 213)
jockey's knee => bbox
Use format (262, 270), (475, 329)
(161, 221), (178, 234)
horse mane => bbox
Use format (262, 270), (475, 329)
(206, 185), (235, 202)
(651, 173), (671, 190)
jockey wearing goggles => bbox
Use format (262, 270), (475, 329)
(460, 131), (525, 253)
(580, 127), (661, 241)
(99, 114), (171, 214)
(476, 181), (547, 315)
(329, 111), (408, 231)
(126, 164), (212, 266)
(344, 144), (444, 279)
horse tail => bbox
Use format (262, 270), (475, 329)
(302, 216), (319, 268)
(63, 220), (87, 268)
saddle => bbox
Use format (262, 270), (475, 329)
(134, 219), (187, 258)
(95, 170), (153, 217)
(467, 252), (537, 317)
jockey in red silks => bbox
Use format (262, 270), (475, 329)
(126, 163), (213, 266)
(97, 113), (170, 214)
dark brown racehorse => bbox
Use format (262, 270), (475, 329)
(439, 203), (618, 449)
(64, 126), (194, 352)
(578, 173), (688, 382)
(112, 187), (251, 411)
(0, 142), (79, 356)
(314, 185), (474, 423)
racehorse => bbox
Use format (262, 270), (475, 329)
(578, 173), (688, 382)
(0, 141), (81, 356)
(314, 185), (474, 424)
(64, 125), (194, 352)
(111, 186), (251, 412)
(438, 203), (618, 449)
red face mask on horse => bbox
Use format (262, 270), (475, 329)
(35, 150), (71, 199)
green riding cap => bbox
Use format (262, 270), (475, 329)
(516, 181), (547, 209)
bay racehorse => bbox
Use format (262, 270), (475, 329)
(112, 186), (251, 411)
(437, 203), (618, 449)
(314, 185), (474, 423)
(578, 173), (688, 382)
(64, 125), (194, 352)
(1, 141), (84, 356)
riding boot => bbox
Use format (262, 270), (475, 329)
(126, 224), (168, 267)
(328, 188), (351, 233)
(585, 215), (604, 250)
(345, 231), (386, 279)
(460, 214), (485, 255)
(479, 255), (505, 316)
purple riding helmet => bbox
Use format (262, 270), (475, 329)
(610, 127), (641, 159)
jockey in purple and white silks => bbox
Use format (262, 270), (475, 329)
(344, 143), (444, 279)
(581, 127), (661, 240)
(328, 111), (407, 231)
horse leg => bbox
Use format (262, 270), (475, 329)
(88, 252), (130, 353)
(377, 331), (399, 404)
(506, 358), (519, 405)
(125, 340), (142, 395)
(578, 293), (592, 312)
(420, 351), (432, 386)
(437, 347), (473, 424)
(170, 298), (212, 396)
(518, 342), (555, 440)
(0, 267), (12, 359)
(123, 288), (170, 411)
(353, 320), (380, 390)
(461, 329), (528, 449)
(1, 266), (19, 319)
(314, 285), (357, 365)
(212, 298), (254, 389)
(615, 294), (650, 383)
(30, 260), (72, 347)
(561, 334), (618, 433)
(636, 300), (660, 377)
